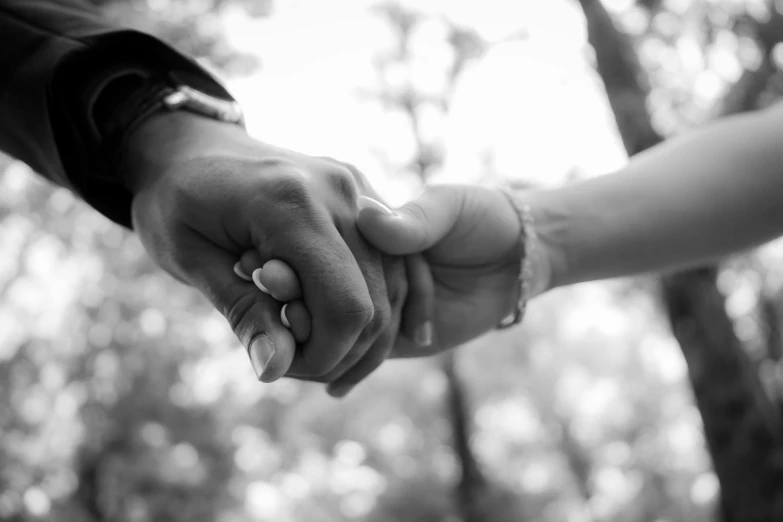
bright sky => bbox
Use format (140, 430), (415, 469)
(221, 0), (628, 205)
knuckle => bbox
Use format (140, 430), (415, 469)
(330, 292), (375, 330)
(257, 156), (297, 171)
(364, 302), (391, 340)
(270, 170), (313, 209)
(340, 161), (365, 181)
(248, 167), (322, 230)
(303, 295), (375, 378)
(325, 166), (359, 204)
(341, 162), (372, 194)
(353, 304), (377, 331)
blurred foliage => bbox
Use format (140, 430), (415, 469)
(581, 0), (783, 519)
(88, 0), (274, 75)
(4, 0), (783, 521)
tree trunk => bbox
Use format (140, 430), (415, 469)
(376, 10), (492, 519)
(442, 353), (487, 522)
(577, 0), (783, 519)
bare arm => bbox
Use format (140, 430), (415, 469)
(354, 102), (783, 353)
(535, 103), (783, 290)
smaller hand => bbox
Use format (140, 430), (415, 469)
(355, 184), (553, 355)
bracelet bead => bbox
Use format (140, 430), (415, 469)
(497, 187), (537, 329)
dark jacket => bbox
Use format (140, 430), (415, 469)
(0, 0), (232, 226)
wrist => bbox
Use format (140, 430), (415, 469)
(120, 111), (248, 195)
(497, 186), (560, 328)
(524, 189), (570, 295)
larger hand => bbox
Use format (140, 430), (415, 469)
(122, 112), (406, 387)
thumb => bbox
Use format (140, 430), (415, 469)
(356, 185), (464, 255)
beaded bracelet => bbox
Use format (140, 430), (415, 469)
(496, 187), (537, 329)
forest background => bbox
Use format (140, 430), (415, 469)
(3, 0), (783, 521)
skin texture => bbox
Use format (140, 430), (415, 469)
(121, 111), (407, 394)
(195, 100), (783, 395)
(245, 185), (530, 360)
(356, 185), (527, 356)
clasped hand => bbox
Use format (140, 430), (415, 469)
(123, 112), (534, 397)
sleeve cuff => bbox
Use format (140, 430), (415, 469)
(49, 30), (237, 228)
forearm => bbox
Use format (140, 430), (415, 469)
(534, 103), (783, 290)
(121, 111), (250, 196)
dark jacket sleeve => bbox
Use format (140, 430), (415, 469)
(0, 0), (235, 227)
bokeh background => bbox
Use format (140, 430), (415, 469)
(3, 0), (783, 520)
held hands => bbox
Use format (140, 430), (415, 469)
(122, 112), (409, 396)
(254, 185), (555, 376)
(357, 185), (536, 354)
(123, 110), (551, 396)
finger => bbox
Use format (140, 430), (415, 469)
(251, 259), (302, 302)
(314, 169), (405, 385)
(287, 223), (390, 378)
(325, 291), (401, 398)
(320, 251), (405, 394)
(251, 164), (390, 378)
(356, 186), (464, 255)
(255, 209), (372, 378)
(401, 254), (435, 348)
(233, 261), (252, 281)
(237, 250), (264, 281)
(184, 240), (296, 382)
(282, 300), (311, 343)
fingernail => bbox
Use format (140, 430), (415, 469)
(251, 268), (270, 294)
(415, 321), (433, 347)
(357, 196), (394, 216)
(234, 262), (252, 281)
(248, 335), (275, 380)
(281, 303), (291, 328)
